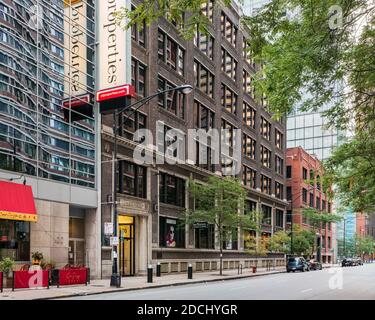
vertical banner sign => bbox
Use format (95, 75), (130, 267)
(97, 0), (131, 91)
(64, 0), (88, 98)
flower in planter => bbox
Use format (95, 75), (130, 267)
(0, 257), (15, 277)
(31, 251), (44, 265)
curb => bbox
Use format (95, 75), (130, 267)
(41, 269), (286, 300)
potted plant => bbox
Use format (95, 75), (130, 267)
(0, 257), (15, 288)
(31, 251), (44, 265)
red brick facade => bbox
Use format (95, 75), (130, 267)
(286, 147), (334, 263)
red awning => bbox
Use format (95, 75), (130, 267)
(0, 180), (37, 222)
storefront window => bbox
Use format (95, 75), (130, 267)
(159, 217), (185, 248)
(222, 227), (238, 250)
(194, 224), (215, 249)
(0, 220), (30, 261)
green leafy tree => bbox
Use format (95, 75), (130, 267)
(243, 0), (375, 213)
(184, 176), (259, 275)
(290, 225), (316, 256)
(354, 234), (375, 258)
(269, 231), (290, 254)
(245, 233), (269, 259)
(116, 0), (231, 39)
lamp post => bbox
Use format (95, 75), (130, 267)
(110, 84), (193, 287)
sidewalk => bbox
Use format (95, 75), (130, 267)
(0, 264), (338, 300)
(1, 266), (285, 300)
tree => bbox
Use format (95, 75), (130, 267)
(354, 234), (375, 259)
(245, 233), (269, 258)
(184, 176), (259, 275)
(116, 0), (231, 39)
(290, 225), (316, 257)
(243, 0), (375, 213)
(269, 231), (290, 254)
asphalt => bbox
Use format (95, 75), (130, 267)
(62, 263), (375, 300)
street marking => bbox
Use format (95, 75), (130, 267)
(229, 286), (247, 291)
(301, 288), (313, 293)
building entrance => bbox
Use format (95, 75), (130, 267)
(119, 216), (135, 276)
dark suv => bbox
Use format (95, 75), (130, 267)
(287, 257), (310, 272)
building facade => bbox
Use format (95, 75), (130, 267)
(0, 0), (100, 277)
(100, 0), (288, 276)
(286, 147), (334, 263)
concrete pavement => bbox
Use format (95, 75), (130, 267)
(62, 263), (374, 300)
(0, 266), (286, 300)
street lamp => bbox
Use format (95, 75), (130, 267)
(110, 84), (193, 287)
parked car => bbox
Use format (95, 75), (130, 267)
(342, 258), (357, 267)
(308, 259), (322, 270)
(352, 257), (363, 266)
(287, 257), (310, 272)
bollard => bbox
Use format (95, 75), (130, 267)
(156, 262), (161, 277)
(188, 264), (193, 279)
(147, 264), (153, 283)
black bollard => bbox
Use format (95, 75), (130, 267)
(147, 264), (153, 283)
(188, 264), (193, 279)
(156, 262), (161, 277)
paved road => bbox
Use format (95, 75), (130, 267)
(63, 264), (375, 300)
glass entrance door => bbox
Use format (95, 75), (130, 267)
(119, 216), (135, 276)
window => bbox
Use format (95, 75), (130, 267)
(310, 169), (314, 183)
(275, 155), (284, 175)
(243, 134), (256, 159)
(159, 217), (185, 248)
(221, 119), (235, 148)
(302, 188), (308, 203)
(158, 30), (184, 75)
(287, 186), (292, 201)
(194, 60), (214, 98)
(275, 182), (284, 199)
(201, 0), (214, 23)
(159, 173), (186, 207)
(195, 224), (215, 249)
(322, 200), (326, 211)
(194, 101), (215, 129)
(261, 205), (272, 225)
(221, 12), (237, 46)
(158, 76), (185, 119)
(121, 108), (147, 140)
(309, 193), (314, 207)
(276, 209), (284, 227)
(221, 48), (237, 80)
(316, 196), (321, 210)
(286, 165), (292, 178)
(131, 58), (146, 97)
(302, 167), (308, 180)
(118, 160), (147, 198)
(243, 37), (254, 67)
(328, 202), (331, 213)
(223, 227), (238, 250)
(221, 84), (237, 114)
(328, 236), (331, 249)
(0, 220), (30, 261)
(194, 29), (214, 60)
(287, 210), (292, 223)
(243, 69), (254, 97)
(261, 174), (272, 195)
(275, 129), (283, 149)
(243, 102), (256, 129)
(243, 165), (256, 189)
(260, 145), (272, 168)
(260, 117), (271, 141)
(245, 200), (257, 215)
(131, 5), (146, 47)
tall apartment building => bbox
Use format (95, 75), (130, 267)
(0, 0), (100, 277)
(286, 147), (334, 263)
(100, 0), (288, 276)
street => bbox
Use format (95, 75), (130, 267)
(62, 264), (375, 300)
(61, 264), (375, 300)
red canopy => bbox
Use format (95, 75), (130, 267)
(0, 180), (37, 222)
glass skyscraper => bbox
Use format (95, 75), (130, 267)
(0, 0), (96, 188)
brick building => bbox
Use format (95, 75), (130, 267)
(286, 147), (334, 263)
(100, 0), (288, 276)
